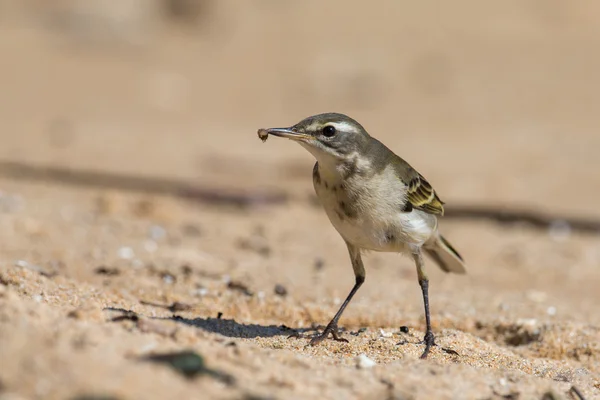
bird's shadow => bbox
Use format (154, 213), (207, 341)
(105, 306), (320, 339)
(160, 315), (317, 339)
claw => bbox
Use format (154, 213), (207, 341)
(309, 323), (348, 346)
(287, 331), (302, 339)
(420, 331), (436, 359)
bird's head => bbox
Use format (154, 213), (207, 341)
(260, 113), (371, 164)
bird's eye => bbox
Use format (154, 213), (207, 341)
(322, 125), (336, 137)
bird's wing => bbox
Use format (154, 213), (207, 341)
(370, 138), (445, 216)
(406, 172), (445, 215)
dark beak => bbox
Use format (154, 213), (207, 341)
(260, 127), (311, 141)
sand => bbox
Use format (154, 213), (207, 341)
(1, 2), (599, 399)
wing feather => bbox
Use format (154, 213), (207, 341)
(407, 174), (445, 216)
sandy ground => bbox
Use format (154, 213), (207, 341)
(1, 2), (600, 399)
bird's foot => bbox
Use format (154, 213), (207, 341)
(286, 331), (302, 339)
(419, 331), (436, 359)
(309, 322), (349, 346)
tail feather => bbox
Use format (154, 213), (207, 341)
(424, 234), (466, 274)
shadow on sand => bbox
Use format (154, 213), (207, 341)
(162, 316), (318, 339)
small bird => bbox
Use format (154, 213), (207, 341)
(258, 113), (465, 359)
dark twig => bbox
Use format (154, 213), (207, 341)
(444, 205), (600, 234)
(0, 161), (287, 208)
(569, 386), (587, 400)
(2, 161), (600, 234)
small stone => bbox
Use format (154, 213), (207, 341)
(379, 329), (393, 338)
(227, 280), (253, 296)
(118, 247), (135, 260)
(547, 306), (557, 316)
(399, 326), (409, 334)
(192, 287), (208, 297)
(314, 258), (325, 270)
(355, 354), (376, 369)
(274, 284), (288, 297)
(141, 350), (235, 384)
(94, 266), (120, 276)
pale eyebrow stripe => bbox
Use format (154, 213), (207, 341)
(330, 121), (359, 133)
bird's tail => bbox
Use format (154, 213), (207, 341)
(424, 234), (466, 274)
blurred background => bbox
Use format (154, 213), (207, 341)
(1, 0), (600, 215)
(2, 3), (600, 398)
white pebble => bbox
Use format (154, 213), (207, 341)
(547, 306), (557, 316)
(118, 246), (135, 260)
(355, 354), (376, 369)
(192, 288), (208, 297)
(517, 318), (538, 327)
(379, 329), (393, 338)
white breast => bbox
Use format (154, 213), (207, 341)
(313, 162), (437, 253)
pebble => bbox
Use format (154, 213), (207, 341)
(355, 354), (376, 369)
(379, 329), (393, 338)
(547, 306), (557, 316)
(192, 287), (209, 297)
(118, 247), (135, 260)
(314, 258), (325, 270)
(274, 284), (288, 297)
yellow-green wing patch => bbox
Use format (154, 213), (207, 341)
(407, 174), (445, 215)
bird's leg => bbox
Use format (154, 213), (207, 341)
(413, 250), (436, 359)
(310, 242), (364, 346)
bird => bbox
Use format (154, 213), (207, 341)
(257, 113), (465, 359)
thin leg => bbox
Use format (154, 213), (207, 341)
(310, 242), (365, 346)
(413, 250), (436, 359)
